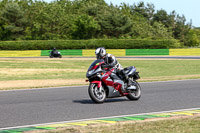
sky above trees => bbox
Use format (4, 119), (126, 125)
(104, 0), (200, 27)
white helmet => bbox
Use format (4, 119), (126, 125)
(95, 47), (106, 59)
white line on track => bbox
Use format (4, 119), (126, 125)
(1, 107), (200, 130)
(1, 79), (200, 92)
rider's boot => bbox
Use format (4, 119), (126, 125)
(125, 75), (131, 87)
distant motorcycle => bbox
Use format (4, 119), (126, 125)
(49, 51), (62, 58)
(86, 59), (141, 103)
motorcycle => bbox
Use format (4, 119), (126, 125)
(86, 59), (141, 103)
(49, 51), (62, 58)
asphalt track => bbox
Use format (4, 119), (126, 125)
(0, 79), (200, 128)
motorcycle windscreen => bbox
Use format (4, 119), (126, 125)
(88, 59), (104, 71)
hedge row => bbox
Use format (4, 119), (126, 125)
(0, 39), (181, 50)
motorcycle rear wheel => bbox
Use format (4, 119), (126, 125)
(88, 83), (106, 103)
(126, 81), (141, 100)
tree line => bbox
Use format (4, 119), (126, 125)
(0, 0), (200, 47)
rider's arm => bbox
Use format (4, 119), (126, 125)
(101, 63), (113, 68)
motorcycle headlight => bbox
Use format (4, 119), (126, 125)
(88, 69), (95, 75)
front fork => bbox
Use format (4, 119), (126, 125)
(86, 80), (103, 92)
(91, 81), (103, 92)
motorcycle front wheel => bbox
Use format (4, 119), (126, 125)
(126, 81), (141, 100)
(88, 83), (106, 103)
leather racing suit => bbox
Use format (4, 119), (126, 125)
(101, 54), (130, 86)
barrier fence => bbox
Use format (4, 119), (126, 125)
(0, 49), (200, 57)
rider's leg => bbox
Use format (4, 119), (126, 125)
(121, 69), (131, 87)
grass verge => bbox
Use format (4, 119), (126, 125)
(26, 114), (200, 133)
(0, 58), (200, 90)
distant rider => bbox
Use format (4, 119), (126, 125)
(95, 47), (131, 87)
(51, 48), (58, 56)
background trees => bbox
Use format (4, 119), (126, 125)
(1, 2), (27, 40)
(0, 0), (199, 47)
(71, 14), (100, 39)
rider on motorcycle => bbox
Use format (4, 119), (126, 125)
(50, 48), (57, 56)
(95, 47), (131, 87)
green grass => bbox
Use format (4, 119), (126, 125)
(120, 60), (200, 78)
(0, 59), (89, 80)
(35, 116), (200, 133)
(92, 116), (200, 133)
(0, 58), (200, 81)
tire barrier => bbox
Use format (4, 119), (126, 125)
(169, 49), (200, 56)
(0, 50), (41, 57)
(0, 49), (200, 57)
(126, 49), (169, 55)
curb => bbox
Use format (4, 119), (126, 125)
(1, 108), (200, 133)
